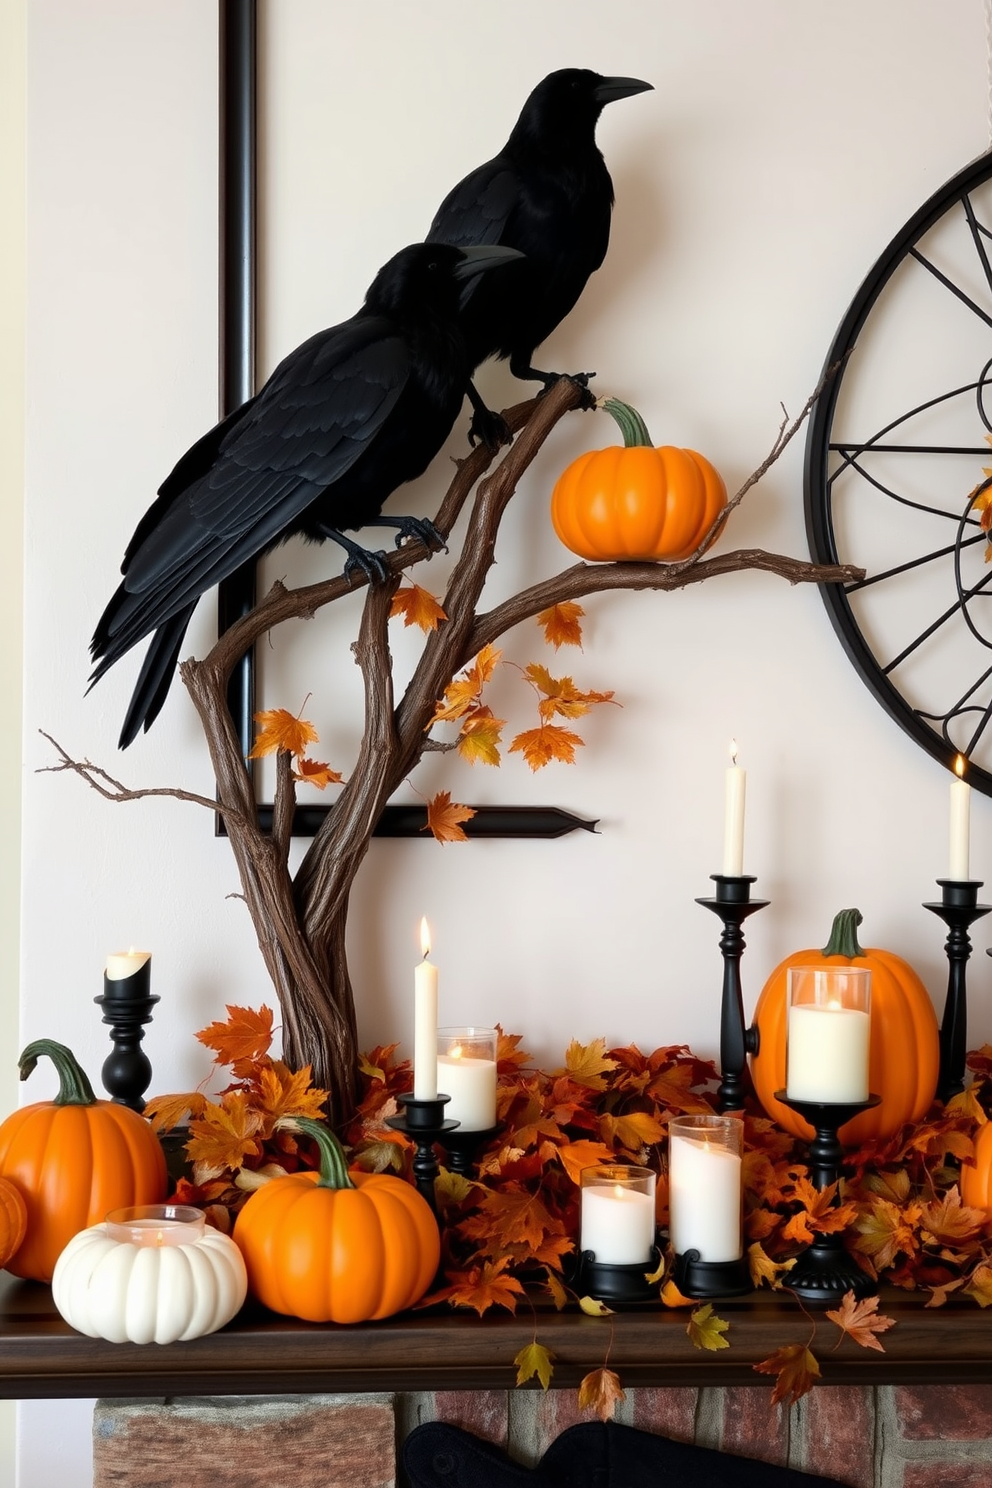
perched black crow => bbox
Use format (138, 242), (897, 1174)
(427, 68), (652, 446)
(90, 241), (522, 748)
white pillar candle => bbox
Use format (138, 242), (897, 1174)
(437, 1042), (497, 1131)
(786, 1003), (871, 1103)
(106, 948), (151, 980)
(580, 1181), (656, 1265)
(950, 754), (971, 881)
(413, 918), (438, 1101)
(722, 741), (746, 876)
(668, 1131), (743, 1263)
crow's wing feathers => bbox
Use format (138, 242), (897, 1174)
(427, 160), (520, 247)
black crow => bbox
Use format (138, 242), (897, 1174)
(427, 68), (652, 446)
(89, 241), (522, 748)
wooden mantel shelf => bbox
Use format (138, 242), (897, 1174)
(1, 1274), (991, 1399)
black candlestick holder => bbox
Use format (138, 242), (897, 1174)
(696, 875), (769, 1112)
(775, 1090), (881, 1305)
(385, 1093), (459, 1215)
(94, 963), (159, 1112)
(923, 880), (991, 1103)
(670, 1247), (752, 1300)
(570, 1239), (665, 1307)
(442, 1126), (499, 1175)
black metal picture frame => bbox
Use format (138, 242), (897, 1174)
(214, 1), (596, 841)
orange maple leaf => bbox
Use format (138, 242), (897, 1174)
(598, 1110), (665, 1151)
(918, 1187), (985, 1248)
(850, 1196), (921, 1273)
(424, 790), (476, 843)
(557, 1139), (616, 1184)
(753, 1344), (821, 1406)
(522, 663), (616, 721)
(196, 1004), (275, 1071)
(687, 1303), (730, 1351)
(578, 1367), (625, 1422)
(464, 1185), (567, 1250)
(437, 1257), (525, 1315)
(556, 1038), (618, 1091)
(248, 708), (319, 760)
(456, 708), (505, 767)
(538, 601), (584, 649)
(509, 723), (584, 770)
(748, 1241), (796, 1291)
(255, 1061), (329, 1125)
(514, 1341), (556, 1390)
(292, 758), (343, 789)
(143, 1090), (209, 1133)
(965, 1260), (992, 1306)
(185, 1091), (264, 1180)
(826, 1291), (895, 1352)
(431, 675), (481, 724)
(496, 1028), (531, 1072)
(389, 583), (448, 632)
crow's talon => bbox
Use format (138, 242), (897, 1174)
(468, 407), (513, 451)
(343, 548), (390, 585)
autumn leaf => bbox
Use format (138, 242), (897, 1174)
(390, 583), (447, 632)
(437, 1257), (524, 1315)
(292, 758), (343, 789)
(544, 1268), (570, 1310)
(578, 1295), (614, 1316)
(515, 1341), (556, 1390)
(431, 675), (481, 724)
(349, 1138), (407, 1174)
(850, 1197), (920, 1272)
(424, 791), (476, 843)
(825, 1291), (895, 1352)
(509, 723), (585, 771)
(965, 1261), (992, 1307)
(538, 601), (584, 649)
(557, 1139), (615, 1184)
(144, 1090), (209, 1133)
(946, 1086), (988, 1126)
(248, 708), (318, 760)
(186, 1092), (264, 1180)
(925, 1277), (965, 1308)
(918, 1188), (985, 1248)
(644, 1254), (666, 1285)
(557, 1038), (618, 1091)
(255, 1061), (329, 1125)
(687, 1303), (730, 1351)
(456, 708), (505, 767)
(522, 664), (615, 721)
(462, 1186), (566, 1250)
(196, 1004), (275, 1072)
(496, 1028), (531, 1072)
(753, 1344), (821, 1406)
(599, 1110), (665, 1151)
(748, 1241), (796, 1291)
(578, 1367), (625, 1422)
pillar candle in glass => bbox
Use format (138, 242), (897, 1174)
(580, 1165), (656, 1265)
(786, 966), (871, 1103)
(668, 1114), (743, 1263)
(436, 1027), (497, 1131)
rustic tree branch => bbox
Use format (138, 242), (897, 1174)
(45, 381), (863, 1123)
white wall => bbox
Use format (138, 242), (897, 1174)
(19, 2), (992, 1484)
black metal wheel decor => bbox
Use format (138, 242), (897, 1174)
(805, 149), (992, 795)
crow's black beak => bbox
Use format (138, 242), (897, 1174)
(453, 244), (526, 282)
(593, 76), (653, 105)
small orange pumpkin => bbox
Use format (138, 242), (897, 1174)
(0, 1040), (168, 1282)
(750, 909), (940, 1146)
(0, 1177), (27, 1270)
(550, 398), (727, 562)
(233, 1116), (439, 1323)
(962, 1120), (992, 1213)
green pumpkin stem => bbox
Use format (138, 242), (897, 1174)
(821, 908), (865, 959)
(18, 1039), (97, 1106)
(290, 1114), (356, 1191)
(601, 397), (654, 448)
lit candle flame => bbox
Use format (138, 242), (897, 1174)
(450, 1044), (463, 1060)
(955, 754), (966, 780)
(826, 998), (842, 1011)
(613, 1184), (624, 1200)
(420, 917), (431, 959)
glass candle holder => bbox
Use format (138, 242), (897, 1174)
(668, 1114), (743, 1263)
(580, 1164), (656, 1265)
(436, 1026), (497, 1132)
(105, 1203), (206, 1248)
(786, 966), (871, 1104)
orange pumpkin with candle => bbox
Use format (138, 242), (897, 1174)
(961, 1120), (992, 1213)
(750, 909), (939, 1146)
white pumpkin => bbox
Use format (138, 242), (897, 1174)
(52, 1216), (247, 1345)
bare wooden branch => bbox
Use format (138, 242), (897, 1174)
(37, 730), (245, 821)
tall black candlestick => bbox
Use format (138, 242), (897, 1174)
(696, 876), (768, 1112)
(95, 956), (159, 1112)
(923, 880), (991, 1103)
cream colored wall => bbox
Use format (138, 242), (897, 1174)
(0, 0), (24, 1483)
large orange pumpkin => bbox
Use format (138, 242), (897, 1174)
(234, 1116), (439, 1323)
(550, 398), (727, 562)
(0, 1177), (27, 1270)
(750, 909), (939, 1146)
(0, 1040), (168, 1282)
(962, 1120), (992, 1213)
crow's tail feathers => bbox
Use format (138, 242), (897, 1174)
(116, 608), (195, 749)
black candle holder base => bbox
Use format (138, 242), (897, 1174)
(442, 1127), (498, 1175)
(571, 1243), (665, 1307)
(95, 965), (159, 1113)
(670, 1248), (752, 1299)
(385, 1093), (459, 1216)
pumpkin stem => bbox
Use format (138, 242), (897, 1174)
(286, 1115), (357, 1191)
(821, 908), (865, 959)
(18, 1039), (97, 1106)
(600, 397), (654, 448)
